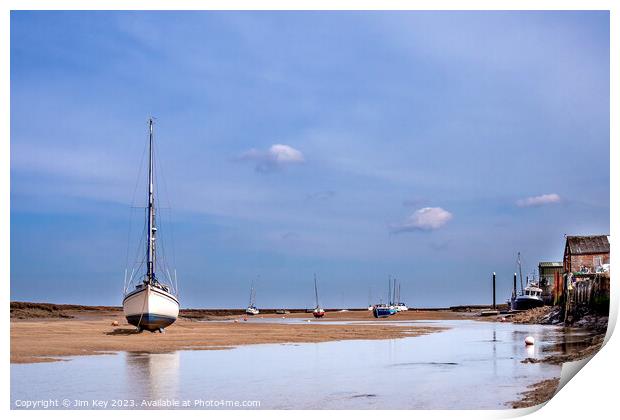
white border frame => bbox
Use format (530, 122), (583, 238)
(2, 2), (616, 419)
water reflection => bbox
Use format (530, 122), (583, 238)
(12, 320), (570, 409)
(125, 352), (180, 401)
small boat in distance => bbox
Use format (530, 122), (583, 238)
(313, 274), (325, 318)
(511, 252), (544, 310)
(373, 303), (391, 318)
(246, 278), (259, 315)
(395, 281), (408, 311)
(123, 118), (180, 332)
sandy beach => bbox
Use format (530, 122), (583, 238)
(11, 304), (468, 363)
(11, 302), (605, 409)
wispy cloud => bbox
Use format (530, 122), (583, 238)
(306, 190), (335, 201)
(516, 193), (561, 208)
(391, 207), (453, 233)
(239, 144), (304, 173)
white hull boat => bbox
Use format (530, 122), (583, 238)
(246, 278), (259, 315)
(246, 306), (260, 316)
(312, 274), (325, 318)
(122, 118), (179, 332)
(123, 284), (179, 330)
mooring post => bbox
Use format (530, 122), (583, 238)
(513, 273), (517, 299)
(492, 272), (496, 309)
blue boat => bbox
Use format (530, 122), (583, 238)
(373, 305), (391, 318)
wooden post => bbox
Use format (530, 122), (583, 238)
(513, 273), (517, 299)
(492, 272), (496, 309)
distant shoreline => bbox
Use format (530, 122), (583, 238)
(10, 301), (507, 320)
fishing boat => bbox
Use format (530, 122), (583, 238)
(511, 252), (544, 310)
(513, 283), (544, 310)
(246, 278), (259, 315)
(123, 118), (180, 332)
(313, 274), (325, 318)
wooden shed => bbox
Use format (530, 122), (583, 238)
(563, 235), (610, 274)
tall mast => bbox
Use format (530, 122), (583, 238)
(518, 252), (523, 294)
(146, 118), (156, 284)
(393, 278), (397, 304)
(314, 274), (320, 308)
(388, 275), (392, 306)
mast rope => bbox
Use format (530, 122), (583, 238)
(152, 135), (178, 296)
(123, 134), (149, 290)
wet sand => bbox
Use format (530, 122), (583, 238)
(511, 378), (560, 408)
(11, 308), (462, 364)
(11, 304), (590, 409)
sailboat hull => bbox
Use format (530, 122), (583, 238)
(373, 307), (391, 318)
(245, 307), (259, 315)
(123, 285), (179, 331)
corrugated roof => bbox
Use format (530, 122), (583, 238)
(538, 261), (563, 267)
(566, 235), (610, 255)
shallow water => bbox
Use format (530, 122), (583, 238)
(11, 320), (582, 409)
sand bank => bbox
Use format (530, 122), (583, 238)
(11, 307), (461, 363)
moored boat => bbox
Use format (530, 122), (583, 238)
(512, 283), (544, 310)
(373, 304), (391, 318)
(510, 252), (544, 311)
(123, 283), (179, 330)
(313, 274), (325, 318)
(123, 118), (179, 332)
(246, 278), (259, 315)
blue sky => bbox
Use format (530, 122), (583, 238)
(10, 11), (609, 308)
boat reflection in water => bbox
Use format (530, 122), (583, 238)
(125, 352), (180, 401)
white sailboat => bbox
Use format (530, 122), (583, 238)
(123, 118), (179, 332)
(313, 274), (325, 318)
(246, 278), (259, 315)
(394, 281), (408, 312)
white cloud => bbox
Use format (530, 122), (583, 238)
(240, 144), (304, 172)
(391, 207), (453, 233)
(516, 193), (561, 208)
